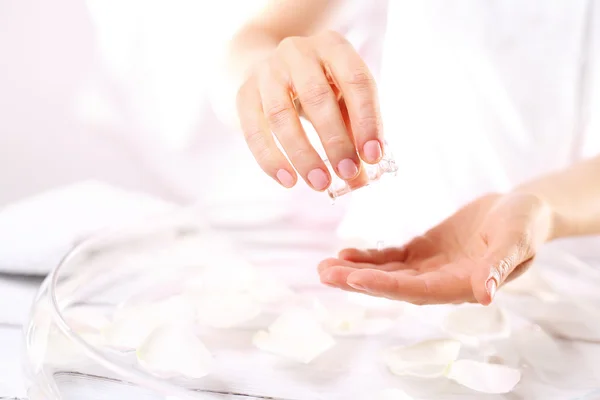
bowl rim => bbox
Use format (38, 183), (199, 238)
(46, 218), (216, 399)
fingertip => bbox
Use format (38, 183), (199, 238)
(338, 248), (363, 260)
(320, 265), (354, 287)
(317, 257), (341, 273)
(361, 139), (383, 164)
(276, 169), (296, 188)
(319, 270), (338, 287)
(307, 168), (331, 191)
(470, 270), (495, 306)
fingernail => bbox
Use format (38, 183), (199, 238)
(486, 278), (497, 300)
(337, 158), (359, 180)
(276, 169), (294, 188)
(363, 140), (382, 163)
(348, 281), (367, 291)
(307, 168), (329, 190)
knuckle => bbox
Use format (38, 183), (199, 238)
(243, 125), (264, 147)
(356, 112), (382, 136)
(264, 102), (295, 128)
(357, 111), (380, 127)
(345, 68), (376, 90)
(289, 146), (313, 163)
(298, 81), (332, 108)
(244, 130), (276, 171)
(278, 36), (304, 53)
(322, 134), (349, 151)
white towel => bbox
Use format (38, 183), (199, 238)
(0, 180), (178, 275)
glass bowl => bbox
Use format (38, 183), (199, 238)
(23, 211), (600, 400)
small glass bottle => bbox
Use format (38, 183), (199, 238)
(324, 141), (398, 201)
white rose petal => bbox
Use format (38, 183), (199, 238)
(201, 263), (258, 292)
(446, 359), (521, 394)
(247, 274), (294, 304)
(137, 324), (213, 379)
(442, 305), (510, 345)
(193, 264), (293, 304)
(252, 308), (335, 364)
(188, 291), (261, 329)
(384, 339), (461, 378)
(104, 295), (195, 349)
(62, 306), (111, 332)
(313, 299), (394, 337)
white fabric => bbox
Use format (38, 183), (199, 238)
(338, 0), (600, 245)
(0, 181), (177, 275)
(1, 1), (600, 274)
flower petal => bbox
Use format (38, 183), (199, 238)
(446, 359), (521, 394)
(313, 299), (395, 337)
(104, 295), (195, 349)
(136, 324), (213, 379)
(188, 291), (261, 329)
(252, 308), (335, 364)
(384, 339), (461, 378)
(442, 305), (510, 345)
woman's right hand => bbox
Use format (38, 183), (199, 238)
(235, 30), (384, 191)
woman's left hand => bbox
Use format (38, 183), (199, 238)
(318, 192), (556, 305)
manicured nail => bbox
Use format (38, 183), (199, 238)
(348, 281), (367, 291)
(337, 158), (359, 180)
(307, 168), (329, 190)
(363, 140), (382, 163)
(276, 169), (295, 188)
(486, 278), (497, 300)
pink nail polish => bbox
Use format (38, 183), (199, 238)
(486, 278), (497, 300)
(276, 169), (295, 188)
(363, 140), (382, 163)
(307, 168), (329, 191)
(337, 158), (359, 180)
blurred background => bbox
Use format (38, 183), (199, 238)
(0, 0), (270, 205)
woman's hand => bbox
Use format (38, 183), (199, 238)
(235, 30), (383, 191)
(318, 192), (556, 305)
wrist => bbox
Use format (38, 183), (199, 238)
(510, 186), (567, 242)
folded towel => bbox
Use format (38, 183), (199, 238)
(0, 180), (177, 275)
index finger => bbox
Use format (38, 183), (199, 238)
(314, 31), (383, 164)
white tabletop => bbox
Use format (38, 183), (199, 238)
(0, 273), (42, 399)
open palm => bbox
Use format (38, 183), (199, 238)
(318, 192), (554, 305)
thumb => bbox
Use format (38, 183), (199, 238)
(471, 234), (534, 306)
